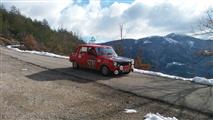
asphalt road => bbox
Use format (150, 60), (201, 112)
(0, 46), (212, 120)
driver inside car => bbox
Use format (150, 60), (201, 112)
(88, 48), (96, 56)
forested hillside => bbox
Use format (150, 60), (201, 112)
(0, 5), (84, 55)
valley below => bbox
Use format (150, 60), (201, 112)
(104, 33), (213, 78)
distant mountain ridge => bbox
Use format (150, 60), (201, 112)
(103, 33), (213, 78)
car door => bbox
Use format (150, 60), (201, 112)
(78, 46), (89, 68)
(87, 47), (97, 69)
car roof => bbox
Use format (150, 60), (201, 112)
(80, 44), (112, 48)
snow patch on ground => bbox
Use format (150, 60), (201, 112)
(134, 69), (213, 86)
(7, 45), (69, 59)
(144, 113), (178, 120)
(21, 68), (28, 71)
(134, 68), (191, 81)
(124, 109), (137, 113)
(193, 77), (213, 85)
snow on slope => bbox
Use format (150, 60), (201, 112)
(166, 62), (185, 67)
(188, 41), (194, 48)
(144, 40), (152, 44)
(7, 45), (213, 86)
(164, 38), (178, 44)
(144, 113), (178, 120)
(7, 45), (69, 59)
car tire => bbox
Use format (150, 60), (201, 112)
(72, 61), (79, 69)
(101, 66), (109, 76)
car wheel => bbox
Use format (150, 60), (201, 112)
(72, 61), (79, 69)
(101, 66), (109, 76)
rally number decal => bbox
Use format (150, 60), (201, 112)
(87, 59), (96, 69)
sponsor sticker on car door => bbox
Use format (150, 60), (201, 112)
(87, 47), (97, 69)
(87, 59), (96, 69)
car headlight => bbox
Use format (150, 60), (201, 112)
(113, 62), (117, 66)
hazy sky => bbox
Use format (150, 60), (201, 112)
(2, 0), (213, 42)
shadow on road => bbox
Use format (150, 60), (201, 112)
(26, 67), (213, 118)
(27, 67), (127, 83)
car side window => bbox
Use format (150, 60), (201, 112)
(79, 47), (87, 54)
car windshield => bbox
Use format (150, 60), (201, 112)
(96, 47), (118, 56)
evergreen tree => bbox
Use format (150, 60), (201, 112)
(0, 4), (84, 55)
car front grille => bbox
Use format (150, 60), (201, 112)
(117, 62), (130, 66)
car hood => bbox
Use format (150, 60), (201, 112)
(106, 56), (132, 63)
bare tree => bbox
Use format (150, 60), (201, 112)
(113, 24), (125, 56)
(198, 8), (213, 37)
(195, 8), (213, 56)
(119, 24), (123, 40)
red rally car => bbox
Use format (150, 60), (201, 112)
(69, 44), (134, 76)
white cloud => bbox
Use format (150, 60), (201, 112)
(108, 2), (130, 17)
(2, 0), (213, 42)
(3, 0), (71, 28)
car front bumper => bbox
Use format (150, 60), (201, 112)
(113, 64), (134, 75)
